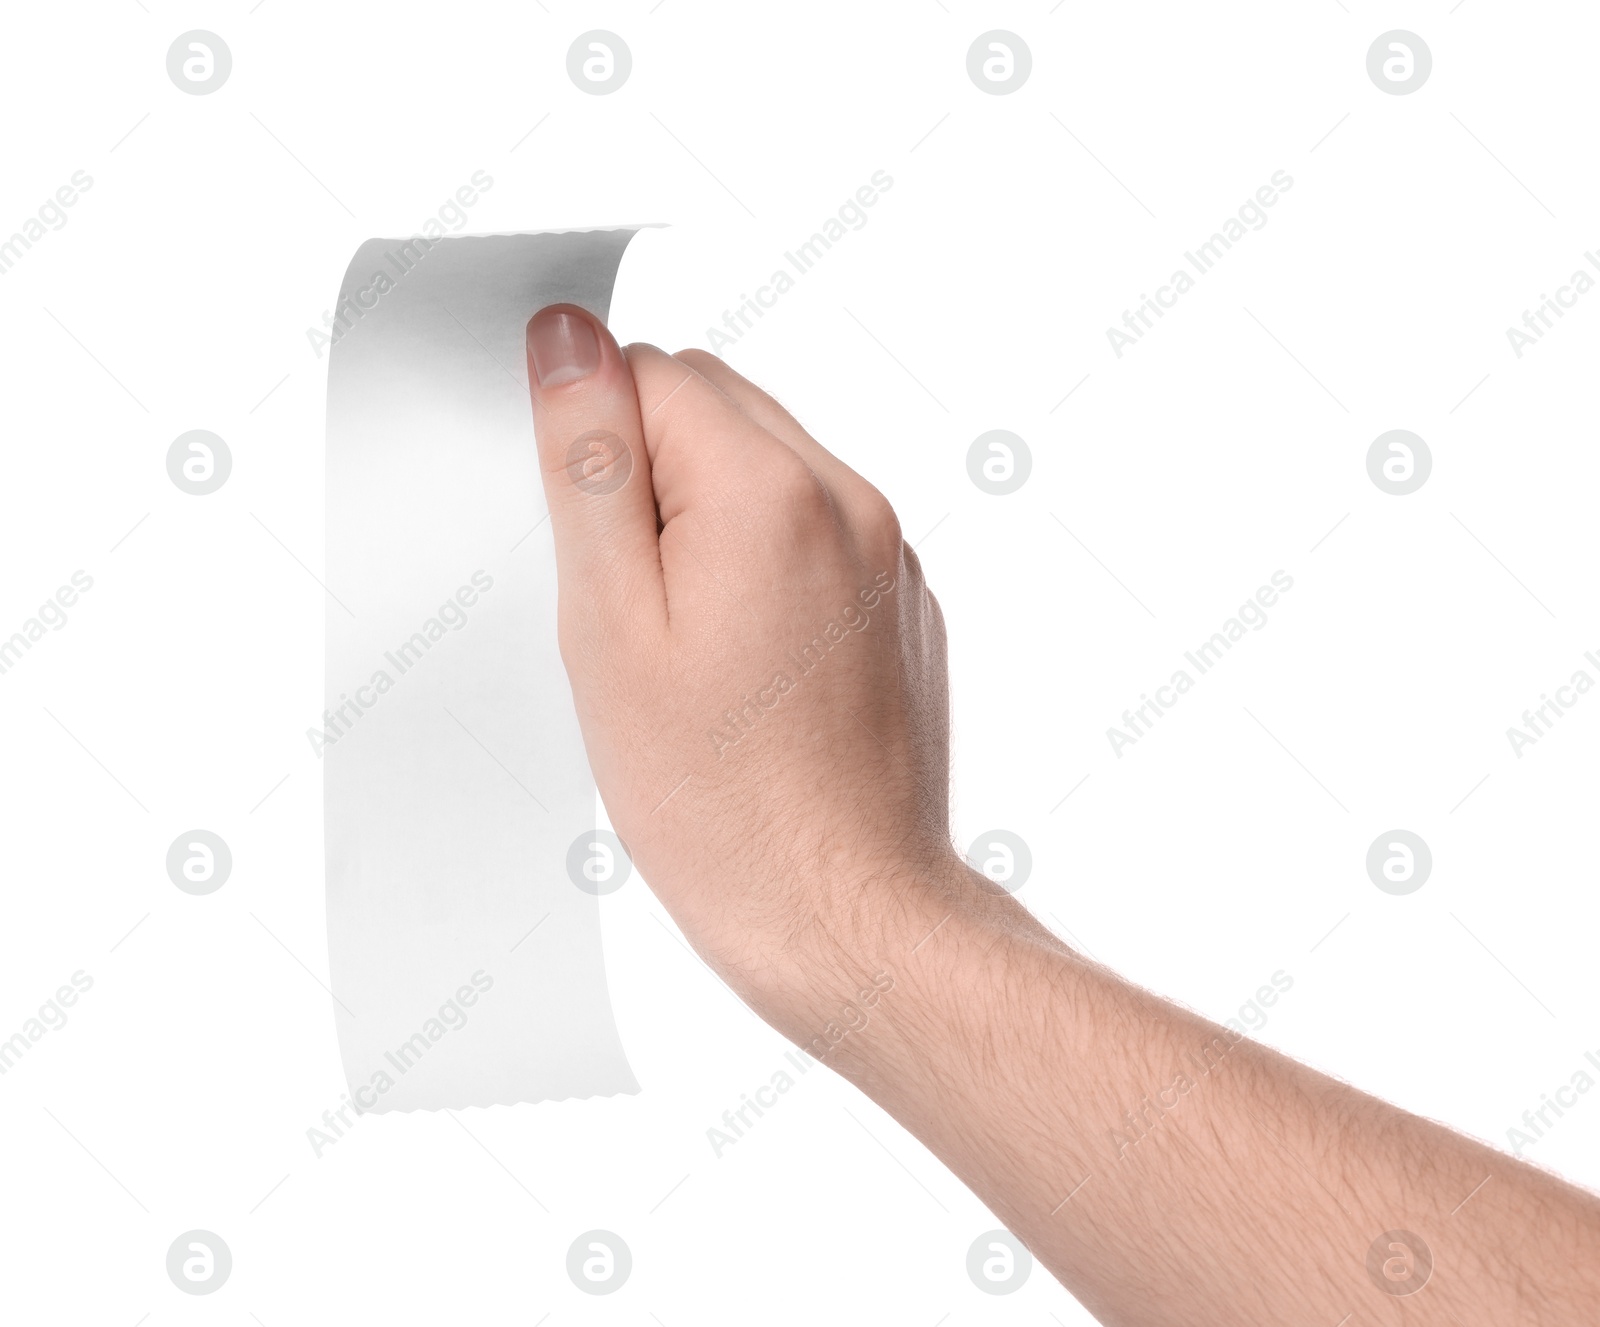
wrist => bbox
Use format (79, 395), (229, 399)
(752, 847), (1058, 1073)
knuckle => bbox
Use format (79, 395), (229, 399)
(627, 344), (698, 412)
(899, 537), (923, 582)
(856, 487), (903, 555)
(673, 347), (721, 373)
(767, 455), (835, 526)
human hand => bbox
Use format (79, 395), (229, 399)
(524, 307), (1600, 1327)
(524, 303), (966, 1030)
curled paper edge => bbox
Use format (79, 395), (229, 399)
(321, 225), (652, 1107)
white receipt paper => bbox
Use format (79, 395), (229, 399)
(325, 229), (640, 1111)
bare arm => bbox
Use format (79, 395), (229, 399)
(793, 857), (1600, 1323)
(523, 303), (1600, 1325)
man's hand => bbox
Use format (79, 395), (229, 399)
(524, 302), (993, 1026)
(526, 302), (1600, 1326)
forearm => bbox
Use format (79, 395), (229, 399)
(518, 308), (1600, 1323)
(777, 856), (1600, 1326)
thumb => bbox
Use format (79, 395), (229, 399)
(525, 303), (665, 643)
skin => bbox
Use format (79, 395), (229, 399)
(524, 302), (1600, 1325)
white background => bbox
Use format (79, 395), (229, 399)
(2, 1), (1597, 1322)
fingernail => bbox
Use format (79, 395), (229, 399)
(527, 308), (601, 387)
